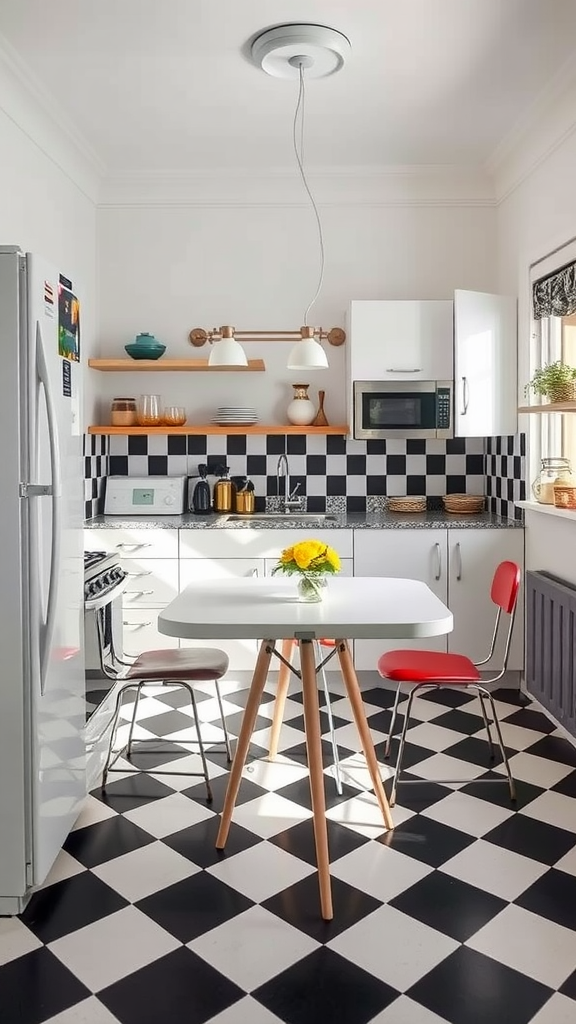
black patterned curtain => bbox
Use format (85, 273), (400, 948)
(533, 261), (576, 320)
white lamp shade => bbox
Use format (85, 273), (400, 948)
(208, 337), (248, 367)
(287, 338), (328, 369)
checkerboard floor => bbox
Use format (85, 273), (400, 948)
(3, 676), (576, 1024)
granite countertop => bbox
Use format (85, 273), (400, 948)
(85, 510), (523, 530)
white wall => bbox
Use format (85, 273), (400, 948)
(96, 199), (497, 428)
(496, 126), (576, 579)
(0, 62), (97, 423)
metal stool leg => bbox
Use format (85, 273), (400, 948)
(214, 678), (233, 763)
(384, 683), (402, 759)
(476, 689), (495, 761)
(126, 681), (146, 758)
(179, 682), (213, 802)
(314, 641), (342, 796)
(390, 687), (417, 807)
(481, 687), (516, 802)
(102, 683), (139, 788)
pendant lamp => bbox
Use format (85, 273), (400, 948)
(251, 24), (351, 370)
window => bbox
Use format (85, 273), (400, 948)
(530, 243), (576, 482)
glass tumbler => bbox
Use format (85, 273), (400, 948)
(163, 406), (187, 426)
(137, 394), (161, 426)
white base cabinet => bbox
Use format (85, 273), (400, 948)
(447, 529), (524, 670)
(353, 530), (449, 670)
(353, 528), (524, 672)
(85, 526), (523, 676)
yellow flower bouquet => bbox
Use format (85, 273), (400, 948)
(272, 538), (341, 602)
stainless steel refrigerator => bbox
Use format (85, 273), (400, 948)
(0, 246), (85, 914)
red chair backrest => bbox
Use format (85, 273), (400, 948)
(491, 560), (521, 614)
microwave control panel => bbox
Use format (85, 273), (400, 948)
(437, 387), (452, 429)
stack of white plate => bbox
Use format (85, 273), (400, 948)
(211, 406), (258, 426)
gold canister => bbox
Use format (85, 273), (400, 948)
(234, 490), (255, 514)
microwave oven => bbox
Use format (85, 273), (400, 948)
(353, 380), (453, 440)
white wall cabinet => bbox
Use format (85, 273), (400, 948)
(453, 289), (517, 438)
(347, 300), (454, 383)
(353, 528), (524, 672)
(347, 292), (517, 439)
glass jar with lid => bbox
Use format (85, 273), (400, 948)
(532, 457), (574, 504)
(110, 397), (137, 426)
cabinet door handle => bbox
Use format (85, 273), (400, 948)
(385, 368), (422, 373)
(116, 542), (152, 550)
(461, 376), (469, 415)
(127, 590), (154, 598)
(126, 570), (152, 577)
(123, 620), (152, 629)
(433, 542), (442, 580)
(455, 542), (462, 581)
(250, 568), (259, 577)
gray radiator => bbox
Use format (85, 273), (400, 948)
(526, 570), (576, 736)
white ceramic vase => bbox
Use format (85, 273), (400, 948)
(287, 383), (316, 426)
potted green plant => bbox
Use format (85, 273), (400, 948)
(525, 361), (576, 403)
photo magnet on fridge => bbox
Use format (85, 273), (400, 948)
(58, 283), (80, 361)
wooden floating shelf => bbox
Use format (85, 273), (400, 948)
(88, 358), (265, 372)
(88, 425), (350, 436)
(518, 401), (576, 414)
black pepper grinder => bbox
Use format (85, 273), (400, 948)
(192, 464), (212, 515)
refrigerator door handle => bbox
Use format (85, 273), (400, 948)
(35, 322), (62, 696)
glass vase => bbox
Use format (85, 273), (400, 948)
(297, 575), (326, 603)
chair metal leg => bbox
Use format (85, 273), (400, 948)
(180, 681), (213, 802)
(476, 689), (495, 761)
(390, 687), (417, 808)
(102, 683), (139, 788)
(126, 682), (145, 758)
(385, 682), (402, 759)
(314, 641), (342, 796)
(481, 687), (516, 802)
(214, 678), (233, 763)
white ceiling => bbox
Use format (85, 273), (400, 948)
(1, 0), (575, 174)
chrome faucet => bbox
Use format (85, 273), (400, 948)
(276, 454), (304, 513)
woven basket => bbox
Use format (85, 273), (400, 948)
(387, 496), (427, 513)
(442, 494), (485, 514)
(546, 383), (576, 403)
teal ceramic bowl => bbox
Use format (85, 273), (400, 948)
(125, 342), (166, 360)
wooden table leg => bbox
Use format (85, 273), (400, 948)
(268, 637), (294, 761)
(336, 639), (395, 832)
(300, 639), (333, 921)
(216, 639), (274, 849)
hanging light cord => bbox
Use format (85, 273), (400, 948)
(292, 63), (325, 328)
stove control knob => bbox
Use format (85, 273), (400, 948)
(164, 495), (176, 506)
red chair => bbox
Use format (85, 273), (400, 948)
(378, 560), (520, 807)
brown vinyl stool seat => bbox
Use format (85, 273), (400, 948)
(93, 607), (232, 802)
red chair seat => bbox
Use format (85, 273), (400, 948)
(378, 649), (481, 684)
(126, 647), (229, 681)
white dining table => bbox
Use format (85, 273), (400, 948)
(158, 575), (453, 920)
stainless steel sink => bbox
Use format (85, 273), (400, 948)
(222, 512), (338, 523)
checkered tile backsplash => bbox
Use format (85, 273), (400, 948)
(84, 434), (108, 520)
(84, 434), (500, 518)
(485, 434), (526, 522)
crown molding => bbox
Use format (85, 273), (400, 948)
(0, 33), (104, 203)
(487, 53), (576, 204)
(98, 165), (496, 208)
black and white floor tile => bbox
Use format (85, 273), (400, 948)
(3, 675), (576, 1024)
